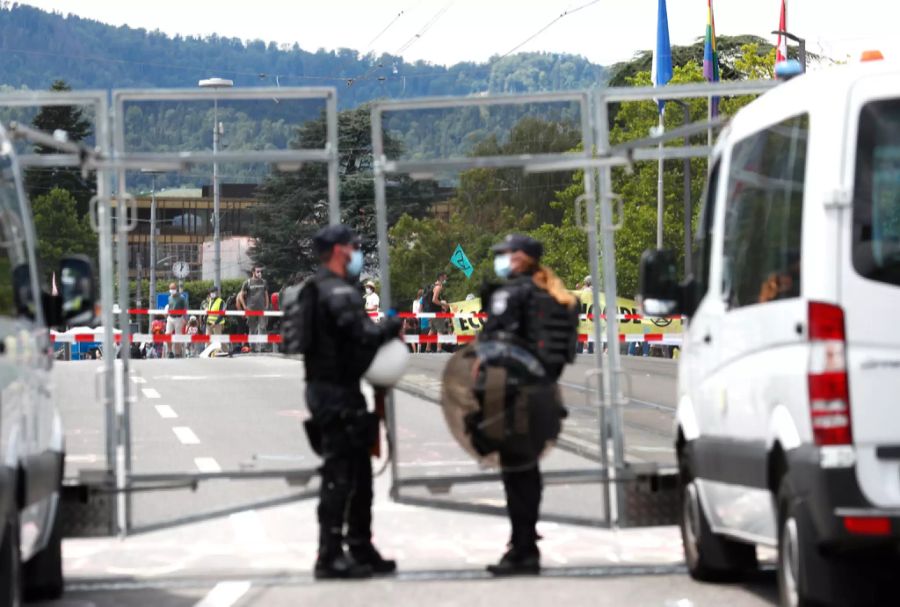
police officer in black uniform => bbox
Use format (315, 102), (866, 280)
(480, 234), (578, 575)
(289, 224), (403, 579)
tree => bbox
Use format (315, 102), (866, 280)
(385, 116), (582, 306)
(250, 105), (441, 285)
(607, 35), (784, 87)
(24, 80), (96, 217)
(539, 46), (777, 298)
(31, 187), (97, 279)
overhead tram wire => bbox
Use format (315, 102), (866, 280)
(498, 0), (603, 60)
(394, 1), (454, 56)
(348, 1), (454, 87)
(352, 3), (415, 87)
(365, 5), (412, 50)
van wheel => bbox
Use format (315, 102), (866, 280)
(23, 496), (63, 601)
(679, 464), (757, 581)
(777, 476), (824, 607)
(775, 476), (861, 607)
(0, 517), (22, 607)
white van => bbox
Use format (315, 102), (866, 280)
(0, 124), (95, 605)
(640, 60), (900, 606)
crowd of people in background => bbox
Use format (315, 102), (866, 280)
(126, 266), (678, 360)
(137, 266), (281, 359)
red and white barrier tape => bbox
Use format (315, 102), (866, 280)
(51, 332), (681, 346)
(51, 333), (282, 345)
(402, 334), (683, 345)
(122, 308), (283, 318)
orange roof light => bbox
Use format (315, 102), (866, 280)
(861, 50), (884, 62)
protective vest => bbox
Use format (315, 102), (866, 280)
(482, 275), (578, 380)
(205, 297), (225, 325)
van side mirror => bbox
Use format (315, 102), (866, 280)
(638, 249), (682, 317)
(57, 255), (96, 327)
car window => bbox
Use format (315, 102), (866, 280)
(0, 149), (32, 318)
(721, 114), (807, 309)
(853, 99), (900, 287)
(692, 159), (720, 297)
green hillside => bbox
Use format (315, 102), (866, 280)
(0, 3), (607, 106)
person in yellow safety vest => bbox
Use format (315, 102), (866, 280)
(203, 285), (226, 336)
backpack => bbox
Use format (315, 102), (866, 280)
(422, 283), (439, 313)
(528, 289), (579, 368)
(281, 280), (317, 355)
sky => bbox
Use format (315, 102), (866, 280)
(13, 0), (900, 67)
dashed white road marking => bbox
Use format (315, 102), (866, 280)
(194, 457), (222, 473)
(194, 581), (251, 607)
(131, 376), (147, 384)
(172, 426), (200, 445)
(154, 405), (178, 419)
(229, 510), (267, 545)
(141, 388), (161, 399)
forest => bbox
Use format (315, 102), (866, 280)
(0, 2), (606, 106)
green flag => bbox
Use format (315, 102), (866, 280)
(450, 244), (473, 278)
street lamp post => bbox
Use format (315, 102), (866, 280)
(141, 169), (166, 309)
(772, 30), (807, 72)
(198, 77), (234, 291)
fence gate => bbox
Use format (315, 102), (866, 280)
(369, 90), (624, 527)
(371, 80), (777, 529)
(2, 86), (343, 537)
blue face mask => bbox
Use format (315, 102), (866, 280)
(493, 253), (512, 279)
(346, 249), (364, 278)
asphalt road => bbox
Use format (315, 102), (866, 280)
(45, 355), (779, 607)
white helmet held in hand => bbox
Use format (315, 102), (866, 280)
(364, 338), (409, 388)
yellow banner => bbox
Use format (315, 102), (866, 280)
(575, 289), (683, 337)
(449, 298), (486, 336)
(449, 290), (682, 337)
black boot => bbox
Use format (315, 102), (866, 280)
(314, 534), (372, 580)
(486, 546), (540, 576)
(349, 542), (397, 575)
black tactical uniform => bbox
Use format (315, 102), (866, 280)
(285, 225), (401, 579)
(480, 234), (577, 575)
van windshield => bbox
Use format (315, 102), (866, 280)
(854, 99), (900, 287)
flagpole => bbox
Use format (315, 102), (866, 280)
(656, 110), (665, 249)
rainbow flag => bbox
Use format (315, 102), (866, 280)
(703, 0), (720, 116)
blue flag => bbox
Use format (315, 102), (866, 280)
(652, 0), (673, 114)
(450, 244), (474, 278)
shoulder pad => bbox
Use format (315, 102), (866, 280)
(323, 282), (363, 312)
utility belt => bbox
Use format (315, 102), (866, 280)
(303, 381), (377, 456)
(303, 409), (378, 457)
